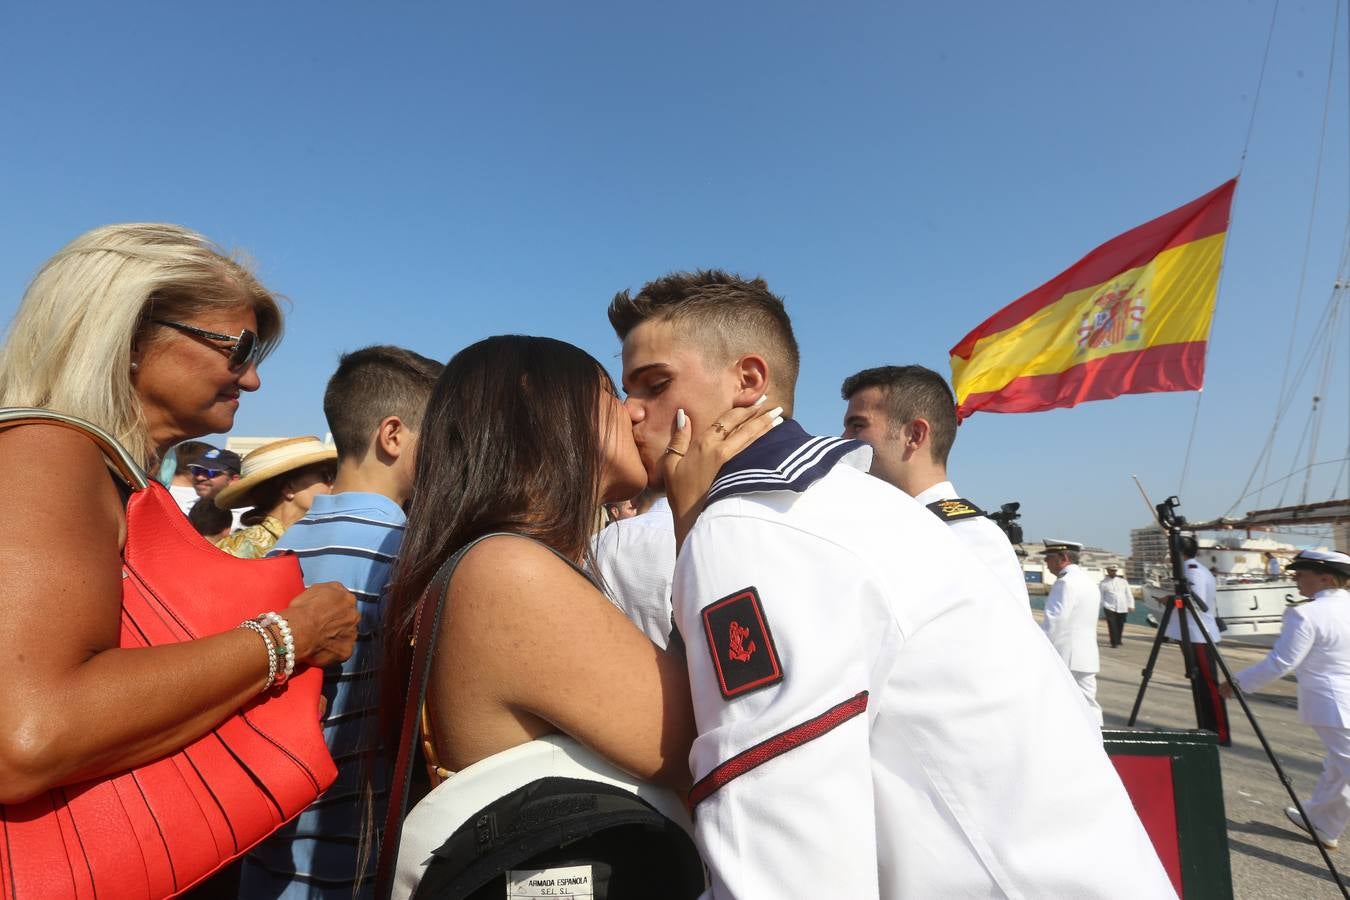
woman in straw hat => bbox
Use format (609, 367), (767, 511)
(216, 436), (338, 559)
(0, 224), (358, 807)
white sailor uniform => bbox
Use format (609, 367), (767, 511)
(1234, 587), (1350, 839)
(914, 479), (1030, 610)
(592, 496), (676, 648)
(1163, 559), (1222, 645)
(1043, 562), (1104, 724)
(675, 420), (1174, 899)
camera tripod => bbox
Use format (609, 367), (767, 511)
(1127, 496), (1346, 895)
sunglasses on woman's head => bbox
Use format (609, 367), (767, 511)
(152, 319), (259, 370)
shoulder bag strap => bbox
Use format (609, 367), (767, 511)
(0, 407), (149, 491)
(374, 532), (509, 899)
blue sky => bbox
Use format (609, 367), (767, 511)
(2, 1), (1347, 552)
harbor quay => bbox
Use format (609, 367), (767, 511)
(1049, 610), (1343, 898)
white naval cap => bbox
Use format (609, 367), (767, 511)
(1041, 539), (1083, 555)
(1288, 549), (1350, 578)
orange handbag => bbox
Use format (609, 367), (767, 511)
(0, 409), (337, 899)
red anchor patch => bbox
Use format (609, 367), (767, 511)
(728, 621), (756, 662)
(701, 587), (783, 699)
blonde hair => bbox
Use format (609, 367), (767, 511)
(0, 223), (283, 468)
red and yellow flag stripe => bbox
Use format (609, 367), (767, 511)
(950, 179), (1236, 420)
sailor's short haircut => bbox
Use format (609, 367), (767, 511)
(608, 270), (799, 410)
(840, 365), (958, 466)
(1179, 535), (1200, 559)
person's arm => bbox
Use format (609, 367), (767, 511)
(674, 515), (881, 899)
(1231, 608), (1315, 695)
(1183, 564), (1209, 612)
(0, 426), (358, 804)
(440, 535), (695, 788)
(1043, 581), (1066, 636)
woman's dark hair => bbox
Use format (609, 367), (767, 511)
(380, 335), (615, 752)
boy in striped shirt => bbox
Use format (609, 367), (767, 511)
(241, 345), (443, 899)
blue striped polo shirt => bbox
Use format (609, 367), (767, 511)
(239, 491), (404, 900)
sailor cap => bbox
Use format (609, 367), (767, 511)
(1287, 549), (1350, 578)
(1042, 539), (1083, 555)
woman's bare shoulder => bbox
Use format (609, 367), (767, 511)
(450, 534), (599, 619)
(0, 423), (123, 535)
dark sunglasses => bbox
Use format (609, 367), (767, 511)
(152, 319), (259, 370)
(189, 465), (231, 479)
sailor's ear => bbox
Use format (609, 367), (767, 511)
(730, 353), (769, 407)
(905, 417), (932, 450)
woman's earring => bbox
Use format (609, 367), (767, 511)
(130, 362), (139, 373)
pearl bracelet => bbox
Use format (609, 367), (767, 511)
(258, 611), (296, 686)
(238, 619), (278, 694)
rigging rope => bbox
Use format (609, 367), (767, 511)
(1179, 0), (1283, 498)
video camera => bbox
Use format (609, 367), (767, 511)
(987, 501), (1024, 544)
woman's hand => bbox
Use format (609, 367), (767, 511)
(283, 582), (360, 668)
(662, 399), (783, 549)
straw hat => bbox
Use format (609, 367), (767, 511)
(214, 436), (337, 510)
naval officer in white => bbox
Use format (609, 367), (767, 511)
(1100, 564), (1134, 648)
(1165, 535), (1229, 744)
(611, 270), (1174, 899)
(1042, 540), (1104, 724)
(1223, 549), (1350, 849)
(839, 364), (1029, 609)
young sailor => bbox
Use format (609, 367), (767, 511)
(840, 364), (1029, 609)
(610, 269), (1175, 898)
(1223, 549), (1350, 849)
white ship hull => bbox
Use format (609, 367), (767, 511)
(1143, 579), (1299, 641)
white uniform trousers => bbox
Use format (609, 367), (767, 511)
(1307, 725), (1350, 839)
(1072, 671), (1104, 725)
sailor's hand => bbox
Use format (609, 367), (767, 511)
(662, 398), (783, 550)
(1218, 681), (1235, 699)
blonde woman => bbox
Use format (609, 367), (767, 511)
(0, 224), (359, 805)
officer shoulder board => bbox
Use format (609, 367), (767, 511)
(926, 497), (986, 523)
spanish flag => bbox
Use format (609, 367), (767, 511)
(950, 179), (1236, 420)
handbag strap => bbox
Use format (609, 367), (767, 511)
(373, 533), (504, 899)
(0, 407), (150, 491)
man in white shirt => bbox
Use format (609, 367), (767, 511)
(1042, 540), (1104, 724)
(1100, 564), (1134, 648)
(840, 365), (1029, 610)
(610, 269), (1173, 898)
(1164, 535), (1229, 745)
(1223, 549), (1350, 849)
(592, 492), (677, 648)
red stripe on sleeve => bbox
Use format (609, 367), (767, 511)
(688, 691), (869, 807)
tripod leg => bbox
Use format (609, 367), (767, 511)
(1127, 597), (1174, 727)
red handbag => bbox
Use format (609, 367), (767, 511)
(0, 409), (337, 899)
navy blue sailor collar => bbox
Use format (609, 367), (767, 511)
(705, 418), (873, 504)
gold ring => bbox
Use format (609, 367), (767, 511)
(664, 446), (686, 457)
(711, 422), (728, 434)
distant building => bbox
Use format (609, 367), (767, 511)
(1128, 524), (1168, 581)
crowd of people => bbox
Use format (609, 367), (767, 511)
(5, 220), (1344, 898)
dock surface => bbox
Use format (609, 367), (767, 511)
(1072, 614), (1343, 898)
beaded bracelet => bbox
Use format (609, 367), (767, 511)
(238, 619), (278, 694)
(258, 612), (296, 686)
